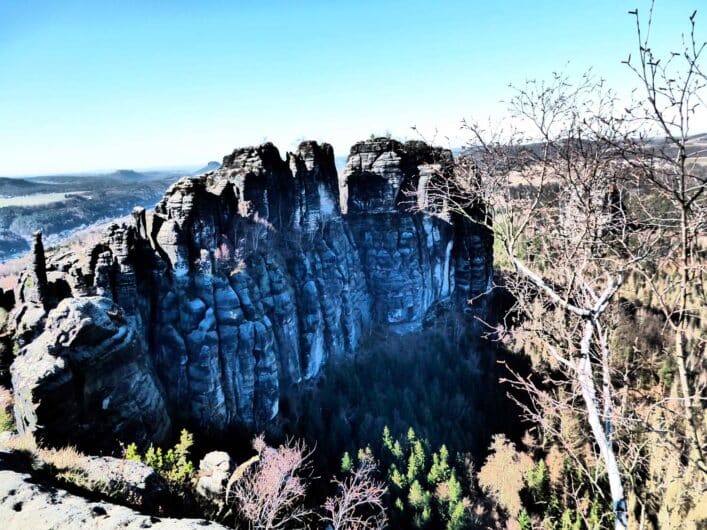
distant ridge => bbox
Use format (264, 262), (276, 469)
(0, 177), (47, 196)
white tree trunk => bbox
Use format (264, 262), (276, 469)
(577, 320), (627, 530)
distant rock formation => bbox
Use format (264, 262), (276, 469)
(343, 138), (492, 332)
(6, 138), (493, 449)
(192, 161), (221, 175)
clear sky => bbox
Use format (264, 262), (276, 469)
(0, 0), (703, 176)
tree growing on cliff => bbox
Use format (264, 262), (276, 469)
(424, 69), (635, 527)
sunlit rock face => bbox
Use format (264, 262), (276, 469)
(7, 138), (492, 445)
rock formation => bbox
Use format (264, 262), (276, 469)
(7, 138), (493, 448)
(343, 138), (480, 331)
(11, 297), (171, 448)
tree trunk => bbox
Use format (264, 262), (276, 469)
(577, 320), (628, 529)
(675, 328), (705, 468)
(676, 207), (705, 470)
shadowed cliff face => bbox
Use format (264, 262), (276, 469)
(7, 138), (493, 448)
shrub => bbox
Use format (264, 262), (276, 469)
(125, 428), (195, 484)
(225, 436), (313, 529)
(0, 408), (13, 432)
(340, 451), (353, 473)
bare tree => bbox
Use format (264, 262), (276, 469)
(419, 70), (639, 528)
(321, 457), (388, 530)
(415, 6), (707, 526)
(225, 435), (314, 530)
(598, 3), (707, 472)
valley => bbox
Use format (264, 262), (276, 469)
(0, 166), (219, 261)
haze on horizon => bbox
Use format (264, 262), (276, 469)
(0, 0), (704, 177)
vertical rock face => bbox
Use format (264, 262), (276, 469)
(7, 138), (493, 447)
(29, 231), (48, 307)
(140, 142), (371, 431)
(342, 138), (486, 331)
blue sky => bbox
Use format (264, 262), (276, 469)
(0, 0), (703, 176)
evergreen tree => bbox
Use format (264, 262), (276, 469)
(428, 445), (452, 485)
(340, 451), (353, 473)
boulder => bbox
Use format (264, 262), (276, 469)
(73, 456), (171, 512)
(196, 451), (233, 501)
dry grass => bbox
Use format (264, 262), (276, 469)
(0, 431), (94, 491)
(40, 445), (86, 472)
(1, 431), (37, 453)
(0, 431), (85, 471)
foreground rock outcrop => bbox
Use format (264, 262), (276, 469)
(6, 138), (493, 448)
(0, 467), (227, 530)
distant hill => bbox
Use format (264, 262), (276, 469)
(110, 169), (148, 180)
(0, 169), (185, 261)
(27, 168), (186, 187)
(686, 133), (707, 157)
(107, 169), (189, 181)
(0, 177), (51, 197)
(192, 161), (221, 175)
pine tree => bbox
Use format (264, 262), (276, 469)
(447, 500), (468, 530)
(392, 440), (404, 460)
(407, 427), (417, 446)
(407, 440), (426, 483)
(527, 459), (550, 504)
(390, 464), (407, 489)
(445, 472), (462, 505)
(560, 509), (581, 530)
(408, 479), (430, 510)
(383, 426), (394, 452)
(341, 451), (353, 473)
(428, 445), (452, 485)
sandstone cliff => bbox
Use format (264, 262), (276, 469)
(7, 138), (493, 449)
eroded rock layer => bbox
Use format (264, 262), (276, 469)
(7, 139), (492, 447)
